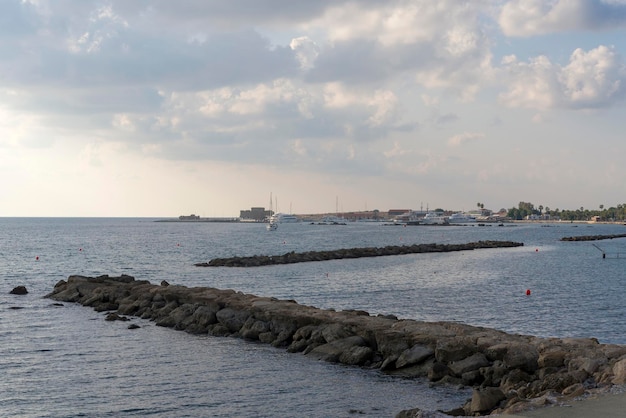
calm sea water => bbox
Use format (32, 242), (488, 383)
(1, 218), (625, 417)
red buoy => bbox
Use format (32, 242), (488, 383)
(526, 289), (531, 296)
(35, 256), (39, 261)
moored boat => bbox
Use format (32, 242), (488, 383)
(448, 212), (477, 225)
(420, 212), (448, 225)
(270, 213), (300, 223)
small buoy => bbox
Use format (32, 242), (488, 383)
(535, 248), (539, 252)
(79, 248), (82, 251)
(35, 256), (39, 261)
(526, 289), (531, 296)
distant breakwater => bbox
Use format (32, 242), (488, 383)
(560, 233), (626, 242)
(195, 240), (524, 267)
(47, 275), (626, 416)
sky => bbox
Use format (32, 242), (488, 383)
(1, 0), (626, 217)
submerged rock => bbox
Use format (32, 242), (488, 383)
(10, 286), (28, 295)
(46, 274), (626, 416)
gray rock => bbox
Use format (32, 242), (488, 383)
(396, 344), (434, 369)
(10, 286), (28, 295)
(448, 352), (490, 376)
(504, 343), (539, 373)
(435, 337), (475, 363)
(215, 307), (250, 333)
(469, 387), (505, 414)
(307, 335), (369, 363)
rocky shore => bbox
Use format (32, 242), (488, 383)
(196, 240), (524, 267)
(47, 275), (626, 416)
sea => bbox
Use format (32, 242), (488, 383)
(1, 218), (625, 417)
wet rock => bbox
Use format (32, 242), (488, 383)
(105, 312), (129, 321)
(10, 286), (28, 295)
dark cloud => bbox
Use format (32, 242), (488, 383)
(111, 0), (384, 28)
(582, 1), (626, 29)
(2, 27), (298, 90)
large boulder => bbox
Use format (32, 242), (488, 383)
(435, 337), (475, 363)
(467, 387), (505, 415)
(504, 343), (539, 373)
(307, 335), (372, 364)
(396, 344), (435, 369)
(611, 358), (626, 384)
(448, 353), (490, 377)
(215, 307), (251, 333)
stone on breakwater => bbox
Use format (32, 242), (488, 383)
(197, 240), (524, 267)
(47, 275), (626, 416)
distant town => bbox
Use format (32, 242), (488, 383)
(167, 201), (626, 224)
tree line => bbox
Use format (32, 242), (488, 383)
(507, 201), (626, 221)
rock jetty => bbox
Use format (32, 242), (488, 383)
(196, 240), (524, 267)
(47, 274), (626, 416)
(560, 233), (626, 242)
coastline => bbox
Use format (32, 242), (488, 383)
(47, 275), (626, 416)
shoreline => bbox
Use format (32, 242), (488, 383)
(47, 275), (626, 416)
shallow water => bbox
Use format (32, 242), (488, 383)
(1, 218), (625, 417)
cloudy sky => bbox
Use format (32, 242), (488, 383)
(2, 0), (626, 217)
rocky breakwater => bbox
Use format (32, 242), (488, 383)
(560, 233), (626, 242)
(196, 240), (524, 267)
(47, 275), (626, 416)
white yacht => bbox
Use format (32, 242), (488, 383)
(448, 212), (477, 224)
(269, 213), (300, 223)
(315, 216), (347, 225)
(420, 212), (448, 225)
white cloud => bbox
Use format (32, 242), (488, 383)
(499, 45), (626, 109)
(499, 54), (561, 109)
(499, 0), (626, 37)
(561, 45), (624, 106)
(383, 141), (411, 158)
(289, 36), (320, 70)
(447, 132), (486, 147)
